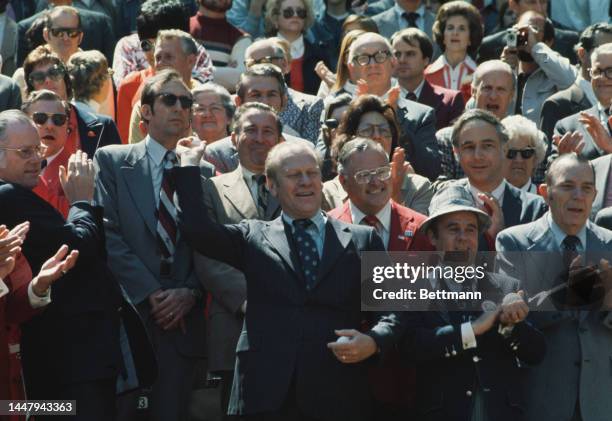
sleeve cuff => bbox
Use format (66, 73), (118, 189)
(461, 322), (477, 349)
(28, 281), (51, 309)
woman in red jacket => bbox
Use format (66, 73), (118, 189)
(424, 1), (482, 103)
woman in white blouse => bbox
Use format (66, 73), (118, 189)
(424, 0), (482, 103)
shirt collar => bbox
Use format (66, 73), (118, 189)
(394, 2), (424, 16)
(282, 210), (327, 233)
(400, 78), (425, 99)
(348, 200), (392, 233)
(467, 179), (507, 206)
(277, 33), (305, 59)
(519, 179), (532, 192)
(145, 135), (172, 168)
(546, 212), (587, 251)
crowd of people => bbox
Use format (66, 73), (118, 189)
(0, 0), (611, 420)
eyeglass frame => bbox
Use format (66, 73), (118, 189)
(589, 67), (612, 80)
(280, 6), (307, 19)
(352, 165), (392, 184)
(506, 148), (536, 160)
(31, 112), (69, 126)
(28, 64), (66, 85)
(0, 144), (46, 160)
(356, 123), (393, 139)
(48, 26), (82, 38)
(351, 50), (392, 66)
(155, 93), (194, 109)
(245, 55), (286, 67)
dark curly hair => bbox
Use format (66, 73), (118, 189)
(432, 0), (483, 58)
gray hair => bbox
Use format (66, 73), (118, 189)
(236, 63), (288, 101)
(591, 43), (612, 65)
(451, 108), (509, 148)
(0, 110), (37, 166)
(265, 141), (321, 184)
(545, 153), (595, 187)
(347, 32), (392, 63)
(231, 102), (283, 136)
(67, 50), (109, 101)
(337, 137), (388, 175)
(156, 29), (198, 56)
(192, 82), (235, 120)
(471, 59), (516, 91)
(501, 115), (547, 164)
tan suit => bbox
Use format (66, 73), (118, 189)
(322, 173), (434, 216)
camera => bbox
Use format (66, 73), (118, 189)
(506, 28), (526, 48)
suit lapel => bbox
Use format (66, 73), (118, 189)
(316, 218), (351, 288)
(502, 184), (522, 227)
(222, 169), (257, 220)
(263, 217), (303, 280)
(121, 142), (157, 235)
(388, 202), (413, 251)
(265, 194), (282, 220)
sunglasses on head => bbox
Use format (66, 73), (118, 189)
(28, 65), (65, 85)
(140, 39), (154, 52)
(49, 27), (81, 38)
(156, 93), (194, 109)
(281, 7), (307, 19)
(506, 148), (535, 159)
(31, 112), (68, 126)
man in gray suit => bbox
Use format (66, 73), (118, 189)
(0, 74), (21, 111)
(371, 0), (435, 40)
(0, 0), (17, 77)
(194, 102), (282, 417)
(591, 153), (612, 219)
(94, 69), (214, 421)
(496, 153), (612, 421)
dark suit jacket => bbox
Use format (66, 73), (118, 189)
(0, 182), (123, 398)
(539, 82), (593, 141)
(17, 8), (115, 65)
(297, 37), (330, 96)
(73, 102), (122, 157)
(0, 74), (21, 111)
(174, 166), (402, 420)
(554, 105), (606, 160)
(418, 80), (465, 131)
(0, 17), (17, 77)
(594, 207), (612, 231)
(396, 97), (440, 181)
(402, 273), (546, 421)
(477, 26), (579, 64)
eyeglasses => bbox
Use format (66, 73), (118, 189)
(0, 145), (46, 160)
(590, 67), (612, 80)
(352, 50), (391, 66)
(357, 123), (392, 139)
(155, 93), (194, 109)
(353, 165), (392, 184)
(140, 39), (154, 52)
(193, 104), (225, 115)
(324, 118), (339, 129)
(245, 55), (285, 67)
(281, 7), (307, 19)
(31, 112), (68, 126)
(506, 148), (536, 159)
(49, 27), (82, 38)
(28, 65), (65, 85)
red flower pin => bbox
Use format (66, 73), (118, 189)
(87, 130), (96, 137)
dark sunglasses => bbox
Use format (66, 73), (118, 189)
(140, 39), (154, 52)
(156, 93), (194, 109)
(28, 65), (66, 85)
(281, 7), (307, 19)
(324, 118), (339, 129)
(32, 112), (68, 126)
(506, 148), (535, 159)
(49, 27), (82, 38)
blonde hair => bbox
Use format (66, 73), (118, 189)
(67, 50), (109, 101)
(332, 29), (366, 92)
(263, 0), (315, 37)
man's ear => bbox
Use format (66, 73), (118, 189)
(140, 103), (153, 121)
(42, 27), (50, 43)
(231, 131), (238, 148)
(77, 32), (83, 46)
(235, 95), (242, 107)
(540, 183), (549, 203)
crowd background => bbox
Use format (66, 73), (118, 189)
(0, 0), (612, 420)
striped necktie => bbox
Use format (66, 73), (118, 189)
(253, 174), (268, 216)
(156, 150), (178, 268)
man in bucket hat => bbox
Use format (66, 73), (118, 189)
(401, 183), (545, 421)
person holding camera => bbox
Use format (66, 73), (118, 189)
(499, 11), (577, 127)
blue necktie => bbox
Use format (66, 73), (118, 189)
(293, 219), (320, 290)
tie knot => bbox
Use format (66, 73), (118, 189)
(164, 150), (178, 167)
(293, 219), (313, 230)
(402, 12), (419, 26)
(253, 174), (266, 186)
(362, 215), (379, 227)
(562, 235), (581, 252)
(406, 91), (417, 101)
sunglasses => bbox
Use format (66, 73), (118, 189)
(140, 39), (154, 52)
(156, 93), (194, 109)
(49, 27), (82, 38)
(506, 148), (535, 159)
(28, 65), (66, 85)
(353, 165), (392, 185)
(324, 118), (339, 129)
(352, 50), (391, 66)
(246, 55), (285, 67)
(31, 112), (68, 126)
(281, 7), (307, 19)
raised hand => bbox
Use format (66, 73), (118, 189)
(579, 112), (612, 154)
(59, 150), (95, 204)
(31, 244), (79, 297)
(478, 193), (505, 240)
(0, 224), (25, 279)
(176, 136), (207, 167)
(552, 131), (584, 155)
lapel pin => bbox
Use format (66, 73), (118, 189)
(87, 130), (96, 137)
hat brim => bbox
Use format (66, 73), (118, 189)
(419, 205), (492, 235)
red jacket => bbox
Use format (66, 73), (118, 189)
(327, 200), (433, 252)
(116, 67), (153, 143)
(424, 55), (476, 104)
(32, 146), (73, 219)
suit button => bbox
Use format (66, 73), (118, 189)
(472, 356), (480, 362)
(466, 390), (473, 397)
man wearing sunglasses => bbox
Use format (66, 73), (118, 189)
(17, 2), (115, 65)
(41, 6), (83, 63)
(94, 69), (214, 421)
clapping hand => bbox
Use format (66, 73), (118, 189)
(59, 150), (95, 204)
(579, 112), (612, 154)
(499, 290), (529, 326)
(390, 147), (414, 203)
(552, 131), (584, 155)
(478, 193), (505, 240)
(31, 245), (79, 297)
(0, 224), (26, 279)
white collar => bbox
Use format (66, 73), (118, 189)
(394, 3), (425, 17)
(467, 179), (507, 206)
(518, 179), (533, 193)
(546, 212), (587, 251)
(282, 210), (327, 232)
(400, 78), (425, 99)
(277, 33), (305, 59)
(426, 54), (477, 74)
(145, 135), (173, 168)
(348, 200), (392, 233)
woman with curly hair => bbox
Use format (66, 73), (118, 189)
(67, 50), (114, 119)
(322, 94), (433, 215)
(264, 0), (329, 94)
(424, 0), (482, 102)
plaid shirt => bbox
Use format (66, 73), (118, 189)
(437, 127), (464, 180)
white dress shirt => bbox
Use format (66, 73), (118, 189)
(468, 179), (507, 207)
(145, 135), (175, 208)
(349, 200), (392, 249)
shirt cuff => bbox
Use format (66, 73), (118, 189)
(28, 281), (51, 309)
(498, 324), (515, 338)
(461, 322), (477, 349)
